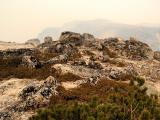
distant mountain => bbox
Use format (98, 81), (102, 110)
(38, 19), (160, 50)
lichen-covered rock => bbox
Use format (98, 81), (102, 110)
(0, 48), (35, 58)
(59, 31), (84, 46)
(23, 97), (38, 110)
(44, 76), (57, 88)
(100, 55), (110, 62)
(71, 59), (86, 66)
(44, 36), (53, 43)
(40, 76), (59, 97)
(22, 56), (41, 68)
(82, 33), (95, 40)
(154, 51), (160, 61)
(109, 65), (138, 81)
(109, 69), (124, 80)
(45, 54), (69, 65)
(55, 43), (64, 53)
(19, 84), (40, 100)
(18, 76), (59, 112)
(0, 112), (11, 120)
(103, 37), (154, 60)
(124, 38), (154, 60)
(88, 75), (100, 85)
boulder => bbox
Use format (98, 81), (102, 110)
(109, 65), (138, 81)
(23, 97), (38, 110)
(82, 33), (95, 40)
(40, 87), (52, 97)
(154, 51), (160, 61)
(100, 55), (110, 62)
(88, 75), (100, 85)
(59, 31), (83, 46)
(109, 69), (124, 80)
(44, 36), (53, 43)
(0, 112), (11, 120)
(55, 43), (64, 53)
(19, 84), (40, 100)
(22, 56), (41, 68)
(103, 37), (154, 60)
(44, 76), (57, 88)
(40, 76), (58, 97)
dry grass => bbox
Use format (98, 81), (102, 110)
(0, 65), (55, 80)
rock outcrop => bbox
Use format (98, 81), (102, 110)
(103, 37), (154, 60)
(59, 31), (84, 46)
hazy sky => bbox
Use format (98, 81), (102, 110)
(0, 0), (160, 42)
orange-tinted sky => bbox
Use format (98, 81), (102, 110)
(0, 0), (160, 42)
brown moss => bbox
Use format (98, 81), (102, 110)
(49, 79), (130, 105)
(0, 63), (54, 80)
(56, 72), (82, 82)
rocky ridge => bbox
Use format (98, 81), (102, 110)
(1, 31), (160, 119)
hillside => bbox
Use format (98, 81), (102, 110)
(1, 32), (160, 120)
